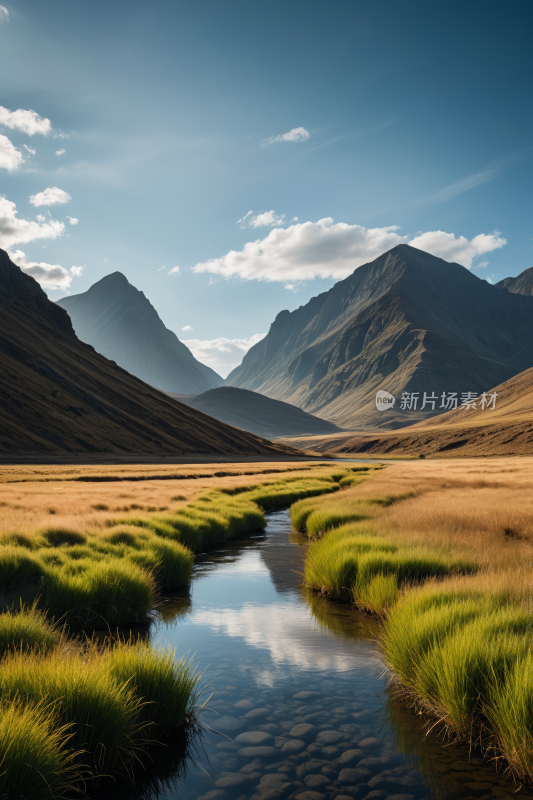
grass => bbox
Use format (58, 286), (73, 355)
(0, 698), (80, 800)
(0, 603), (61, 656)
(297, 458), (533, 784)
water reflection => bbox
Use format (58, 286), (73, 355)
(92, 509), (525, 800)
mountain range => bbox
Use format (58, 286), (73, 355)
(227, 245), (533, 430)
(0, 249), (299, 457)
(287, 366), (533, 458)
(175, 386), (341, 439)
(58, 272), (222, 394)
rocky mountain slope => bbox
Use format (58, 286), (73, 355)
(58, 272), (222, 393)
(496, 266), (533, 296)
(286, 366), (533, 458)
(176, 386), (341, 438)
(227, 245), (533, 429)
(0, 249), (300, 456)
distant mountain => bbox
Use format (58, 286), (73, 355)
(227, 244), (533, 429)
(57, 273), (223, 393)
(174, 386), (341, 438)
(496, 266), (533, 296)
(290, 366), (533, 458)
(0, 249), (300, 456)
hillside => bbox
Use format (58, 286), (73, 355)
(0, 249), (301, 456)
(175, 386), (341, 438)
(496, 266), (533, 296)
(286, 367), (533, 458)
(58, 273), (222, 393)
(227, 244), (533, 430)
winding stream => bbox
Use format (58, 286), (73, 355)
(98, 510), (525, 800)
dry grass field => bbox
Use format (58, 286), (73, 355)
(0, 461), (326, 537)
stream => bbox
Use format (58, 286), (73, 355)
(100, 509), (525, 800)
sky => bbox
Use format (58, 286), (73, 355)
(0, 0), (531, 377)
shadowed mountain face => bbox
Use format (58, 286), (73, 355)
(174, 386), (341, 438)
(227, 244), (533, 429)
(0, 249), (300, 456)
(496, 266), (533, 296)
(58, 273), (223, 393)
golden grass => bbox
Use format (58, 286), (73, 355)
(0, 462), (328, 537)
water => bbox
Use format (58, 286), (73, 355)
(101, 510), (524, 800)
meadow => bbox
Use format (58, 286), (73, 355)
(0, 460), (356, 797)
(297, 457), (533, 783)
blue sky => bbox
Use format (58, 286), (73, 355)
(1, 0), (531, 376)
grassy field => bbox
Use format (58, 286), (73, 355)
(298, 457), (533, 782)
(0, 460), (352, 796)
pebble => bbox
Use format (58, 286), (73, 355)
(235, 731), (274, 745)
(338, 767), (371, 784)
(260, 724), (282, 735)
(197, 791), (228, 800)
(216, 742), (240, 752)
(295, 792), (326, 800)
(297, 759), (328, 779)
(304, 774), (330, 789)
(289, 723), (317, 739)
(333, 796), (358, 800)
(234, 699), (255, 709)
(244, 708), (271, 720)
(386, 795), (415, 800)
(215, 773), (251, 790)
(359, 737), (383, 750)
(215, 715), (244, 732)
(338, 749), (364, 764)
(221, 757), (241, 771)
(351, 710), (375, 723)
(366, 792), (390, 799)
(322, 746), (340, 758)
(293, 691), (319, 700)
(317, 730), (344, 744)
(238, 746), (280, 758)
(282, 739), (306, 753)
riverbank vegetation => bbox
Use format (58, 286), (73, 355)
(298, 457), (533, 783)
(0, 460), (360, 796)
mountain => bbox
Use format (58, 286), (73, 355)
(496, 266), (533, 296)
(0, 249), (301, 456)
(227, 244), (533, 430)
(174, 386), (342, 438)
(57, 273), (223, 393)
(287, 366), (533, 458)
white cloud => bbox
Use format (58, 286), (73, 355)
(250, 210), (285, 228)
(69, 265), (84, 277)
(0, 195), (65, 249)
(408, 230), (506, 269)
(66, 216), (78, 225)
(194, 218), (507, 282)
(55, 149), (66, 156)
(291, 216), (298, 222)
(52, 131), (69, 140)
(36, 214), (46, 223)
(237, 210), (253, 227)
(262, 127), (310, 146)
(23, 144), (36, 156)
(474, 260), (489, 269)
(0, 106), (51, 136)
(0, 134), (23, 171)
(0, 6), (9, 21)
(6, 249), (80, 290)
(156, 266), (165, 272)
(167, 266), (180, 275)
(182, 325), (193, 331)
(29, 187), (72, 208)
(182, 333), (266, 378)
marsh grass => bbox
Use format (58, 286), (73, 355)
(0, 603), (61, 656)
(108, 640), (201, 737)
(0, 698), (81, 800)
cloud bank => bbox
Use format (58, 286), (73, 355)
(182, 333), (266, 378)
(0, 6), (9, 22)
(0, 106), (51, 136)
(0, 135), (23, 171)
(0, 196), (65, 249)
(30, 187), (72, 208)
(238, 210), (286, 229)
(263, 127), (310, 146)
(194, 219), (507, 282)
(7, 249), (83, 290)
